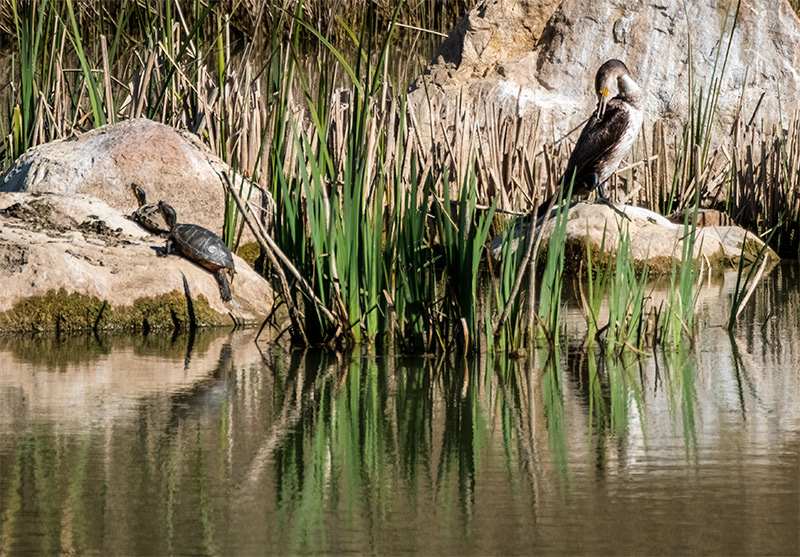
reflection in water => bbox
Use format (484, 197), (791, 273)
(1, 265), (799, 555)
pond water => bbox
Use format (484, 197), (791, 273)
(1, 263), (798, 555)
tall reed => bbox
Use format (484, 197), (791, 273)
(390, 158), (438, 352)
(536, 186), (572, 347)
(605, 225), (651, 354)
(492, 216), (529, 354)
(435, 168), (498, 352)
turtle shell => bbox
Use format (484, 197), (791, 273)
(171, 223), (234, 273)
(133, 203), (169, 234)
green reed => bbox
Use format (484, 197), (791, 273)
(659, 0), (739, 216)
(581, 224), (611, 348)
(492, 216), (528, 353)
(606, 225), (651, 353)
(660, 203), (702, 346)
(64, 0), (106, 128)
(435, 169), (498, 352)
(390, 158), (438, 352)
(271, 2), (406, 344)
(536, 187), (572, 347)
(7, 0), (51, 159)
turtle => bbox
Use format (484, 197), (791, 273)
(157, 201), (236, 302)
(130, 184), (169, 235)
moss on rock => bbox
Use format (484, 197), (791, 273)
(235, 241), (261, 269)
(0, 288), (230, 333)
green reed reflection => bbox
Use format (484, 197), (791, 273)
(4, 292), (798, 555)
(540, 351), (570, 490)
(660, 344), (700, 466)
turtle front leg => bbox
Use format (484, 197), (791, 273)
(158, 237), (173, 257)
(215, 270), (232, 302)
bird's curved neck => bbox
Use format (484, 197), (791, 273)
(617, 74), (643, 108)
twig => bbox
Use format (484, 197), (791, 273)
(393, 22), (449, 37)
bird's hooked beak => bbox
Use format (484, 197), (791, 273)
(597, 87), (610, 119)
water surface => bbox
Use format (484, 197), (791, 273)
(1, 264), (798, 555)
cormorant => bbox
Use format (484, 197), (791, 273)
(538, 59), (644, 219)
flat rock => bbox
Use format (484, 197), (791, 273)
(491, 202), (779, 274)
(0, 192), (273, 332)
(0, 118), (254, 238)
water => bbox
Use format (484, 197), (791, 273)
(1, 263), (798, 555)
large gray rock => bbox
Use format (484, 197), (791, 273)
(411, 0), (800, 149)
(0, 192), (273, 332)
(491, 202), (779, 274)
(0, 119), (242, 237)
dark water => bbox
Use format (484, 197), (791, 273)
(1, 263), (799, 555)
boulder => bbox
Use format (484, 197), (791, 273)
(410, 0), (800, 150)
(491, 202), (779, 274)
(0, 192), (274, 332)
(0, 118), (257, 238)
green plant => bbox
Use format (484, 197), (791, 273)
(7, 0), (54, 160)
(606, 224), (651, 353)
(492, 216), (528, 354)
(435, 168), (498, 352)
(391, 158), (438, 352)
(536, 186), (572, 347)
(581, 223), (611, 348)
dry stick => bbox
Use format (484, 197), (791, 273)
(134, 48), (157, 119)
(393, 22), (449, 37)
(219, 170), (337, 334)
(100, 35), (114, 124)
(230, 192), (308, 345)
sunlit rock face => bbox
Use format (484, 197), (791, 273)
(409, 0), (800, 151)
(0, 192), (273, 332)
(490, 202), (779, 274)
(1, 118), (233, 237)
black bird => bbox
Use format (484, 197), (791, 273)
(538, 59), (644, 219)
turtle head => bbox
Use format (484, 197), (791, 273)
(131, 183), (147, 207)
(158, 201), (177, 230)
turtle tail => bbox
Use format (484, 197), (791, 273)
(215, 270), (232, 302)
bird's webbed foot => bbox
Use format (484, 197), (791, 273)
(595, 196), (630, 220)
(594, 182), (630, 220)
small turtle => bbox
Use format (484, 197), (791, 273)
(158, 201), (235, 302)
(130, 184), (169, 235)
